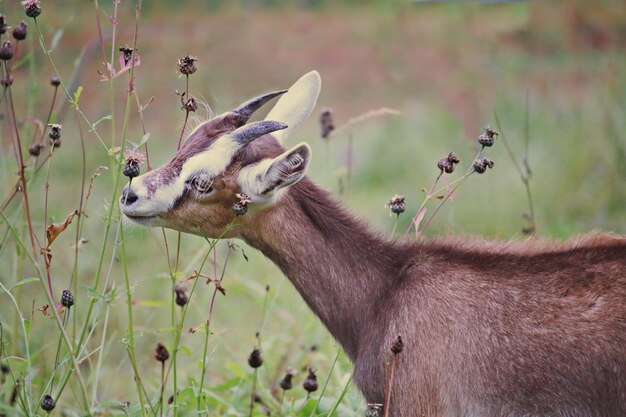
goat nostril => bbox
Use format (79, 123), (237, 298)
(121, 188), (139, 205)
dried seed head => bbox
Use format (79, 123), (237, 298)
(40, 394), (55, 412)
(472, 158), (495, 174)
(61, 289), (74, 308)
(12, 21), (28, 41)
(119, 44), (135, 66)
(0, 15), (7, 34)
(168, 395), (174, 404)
(478, 127), (498, 148)
(248, 347), (263, 368)
(320, 108), (335, 139)
(390, 334), (404, 355)
(386, 195), (406, 215)
(365, 404), (382, 417)
(22, 0), (42, 18)
(181, 96), (198, 113)
(174, 286), (188, 307)
(232, 193), (252, 216)
(437, 152), (460, 174)
(279, 368), (295, 391)
(1, 75), (13, 87)
(123, 148), (146, 179)
(155, 343), (170, 363)
(28, 143), (44, 156)
(50, 75), (61, 87)
(303, 368), (318, 393)
(177, 55), (197, 76)
(0, 41), (13, 61)
(48, 123), (62, 140)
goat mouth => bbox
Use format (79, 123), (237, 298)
(123, 212), (160, 225)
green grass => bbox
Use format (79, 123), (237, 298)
(0, 1), (625, 416)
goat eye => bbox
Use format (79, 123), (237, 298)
(191, 176), (214, 193)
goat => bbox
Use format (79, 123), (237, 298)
(121, 71), (626, 417)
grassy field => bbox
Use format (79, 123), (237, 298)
(0, 1), (625, 416)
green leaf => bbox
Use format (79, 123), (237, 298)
(91, 115), (112, 130)
(71, 86), (83, 107)
(137, 133), (151, 147)
(9, 277), (39, 291)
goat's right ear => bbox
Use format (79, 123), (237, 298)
(239, 143), (311, 201)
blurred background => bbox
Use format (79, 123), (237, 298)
(1, 0), (625, 413)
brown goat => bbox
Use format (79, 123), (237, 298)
(121, 72), (626, 416)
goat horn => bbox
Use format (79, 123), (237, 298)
(233, 90), (288, 123)
(231, 120), (288, 145)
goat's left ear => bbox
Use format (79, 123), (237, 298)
(239, 143), (311, 200)
(264, 71), (321, 144)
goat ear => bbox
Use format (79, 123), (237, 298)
(240, 143), (311, 199)
(264, 71), (321, 144)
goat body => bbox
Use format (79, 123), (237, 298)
(243, 178), (626, 417)
(122, 71), (626, 416)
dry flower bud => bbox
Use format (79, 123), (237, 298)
(48, 123), (62, 140)
(22, 0), (42, 18)
(12, 21), (28, 41)
(119, 44), (135, 66)
(320, 108), (335, 139)
(279, 368), (296, 390)
(437, 152), (460, 174)
(387, 195), (406, 215)
(390, 334), (404, 354)
(303, 368), (318, 393)
(1, 75), (13, 87)
(0, 41), (13, 61)
(174, 286), (188, 307)
(0, 15), (7, 34)
(365, 404), (382, 417)
(155, 343), (170, 363)
(181, 96), (198, 113)
(50, 75), (61, 87)
(232, 193), (252, 216)
(473, 158), (495, 174)
(248, 347), (263, 368)
(123, 148), (146, 179)
(61, 289), (74, 308)
(177, 55), (197, 76)
(28, 143), (44, 156)
(40, 394), (55, 412)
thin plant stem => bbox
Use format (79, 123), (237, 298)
(119, 218), (148, 417)
(391, 214), (399, 236)
(307, 349), (341, 417)
(2, 63), (39, 262)
(383, 356), (398, 417)
(420, 173), (473, 234)
(0, 208), (91, 411)
(249, 368), (258, 417)
(0, 282), (34, 415)
(494, 110), (536, 234)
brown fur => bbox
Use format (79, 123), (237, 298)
(138, 124), (626, 416)
(240, 179), (626, 417)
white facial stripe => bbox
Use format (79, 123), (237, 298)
(124, 134), (240, 219)
(181, 134), (240, 178)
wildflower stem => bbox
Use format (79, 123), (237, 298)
(383, 356), (397, 417)
(404, 172), (441, 238)
(248, 368), (258, 417)
(420, 173), (472, 234)
(2, 62), (40, 263)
